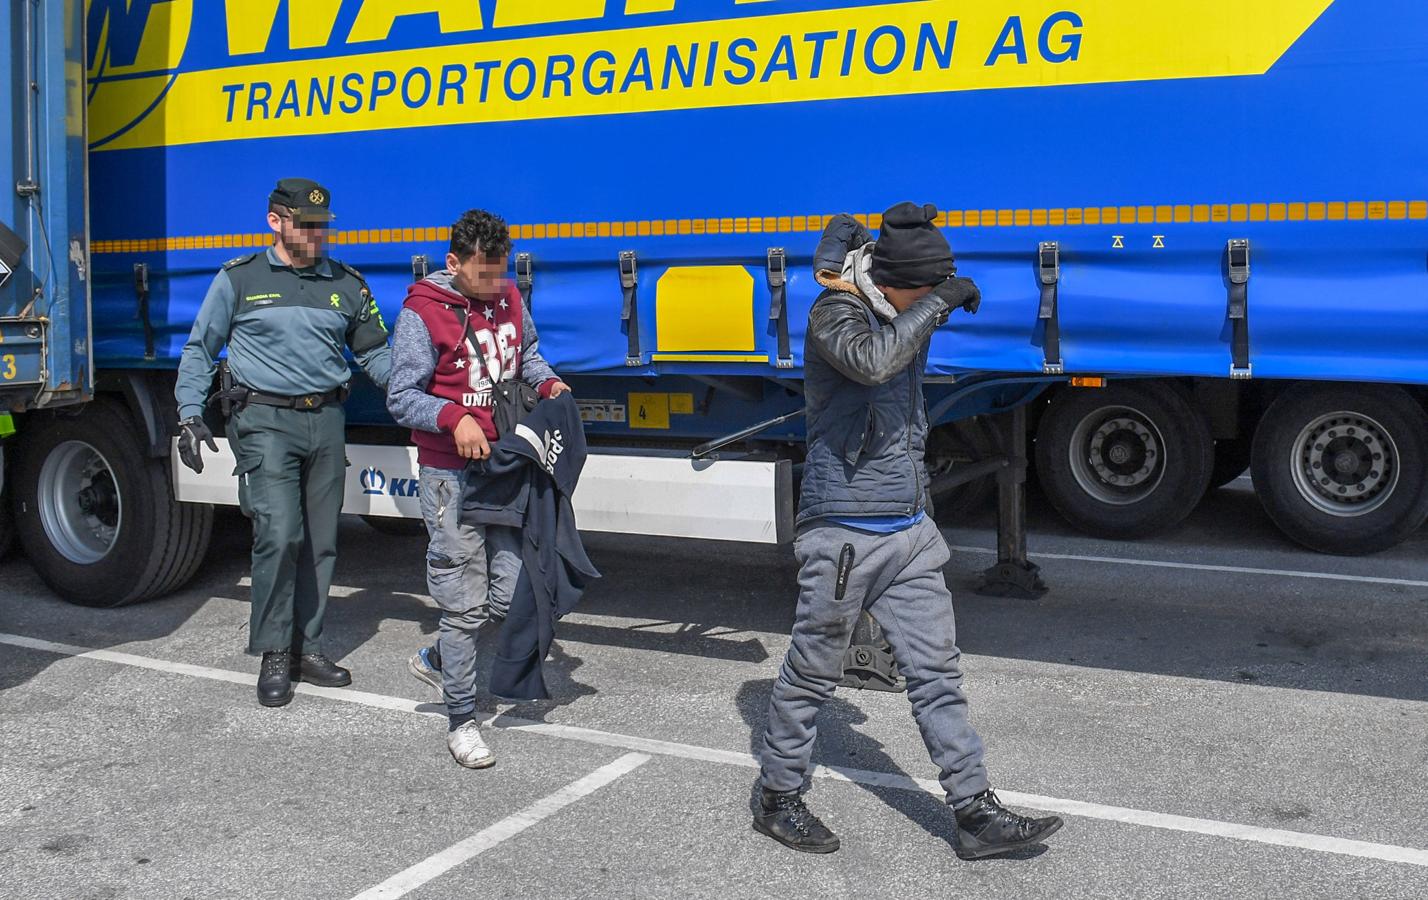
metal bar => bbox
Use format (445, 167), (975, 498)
(19, 0), (37, 193)
(976, 405), (1048, 598)
(1226, 239), (1251, 379)
(927, 456), (1008, 494)
(996, 405), (1029, 565)
(619, 250), (640, 365)
(133, 263), (153, 360)
(691, 408), (804, 459)
(515, 252), (533, 310)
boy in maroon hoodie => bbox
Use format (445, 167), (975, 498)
(386, 209), (568, 768)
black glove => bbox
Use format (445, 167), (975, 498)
(931, 276), (981, 315)
(177, 416), (218, 474)
(813, 213), (875, 275)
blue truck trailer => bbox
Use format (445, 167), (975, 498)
(2, 0), (1425, 605)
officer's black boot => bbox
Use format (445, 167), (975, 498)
(292, 653), (352, 687)
(257, 651), (295, 707)
(953, 789), (1063, 860)
(752, 787), (840, 853)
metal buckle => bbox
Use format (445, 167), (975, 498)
(618, 250), (637, 290)
(766, 248), (786, 288)
(1037, 242), (1059, 321)
(1227, 239), (1250, 287)
(1037, 241), (1060, 287)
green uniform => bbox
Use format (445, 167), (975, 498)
(176, 248), (391, 655)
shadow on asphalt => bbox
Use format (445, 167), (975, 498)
(577, 483), (1428, 704)
(4, 487), (1426, 706)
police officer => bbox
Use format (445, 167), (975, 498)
(174, 178), (392, 707)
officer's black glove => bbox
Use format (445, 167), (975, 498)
(177, 416), (218, 474)
(931, 276), (982, 315)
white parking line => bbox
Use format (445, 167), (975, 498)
(4, 631), (1427, 869)
(944, 545), (1428, 589)
(350, 753), (651, 900)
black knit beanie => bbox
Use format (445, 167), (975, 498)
(869, 202), (955, 288)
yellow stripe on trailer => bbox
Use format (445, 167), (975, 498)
(89, 197), (1428, 254)
(651, 354), (770, 363)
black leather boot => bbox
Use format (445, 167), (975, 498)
(291, 653), (352, 687)
(752, 788), (840, 853)
(257, 652), (294, 707)
(954, 789), (1063, 860)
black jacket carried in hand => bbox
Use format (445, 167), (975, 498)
(462, 392), (599, 700)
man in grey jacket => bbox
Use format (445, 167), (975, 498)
(753, 203), (1063, 860)
(386, 209), (568, 768)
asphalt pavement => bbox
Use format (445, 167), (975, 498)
(2, 479), (1426, 899)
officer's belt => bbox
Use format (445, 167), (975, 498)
(242, 387), (346, 409)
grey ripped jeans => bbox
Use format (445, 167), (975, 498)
(418, 465), (521, 717)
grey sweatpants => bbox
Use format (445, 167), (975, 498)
(760, 515), (990, 808)
(418, 465), (522, 718)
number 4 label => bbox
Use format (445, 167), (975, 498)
(628, 392), (670, 429)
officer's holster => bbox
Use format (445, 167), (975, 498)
(209, 360), (248, 418)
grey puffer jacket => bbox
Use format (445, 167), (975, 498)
(797, 216), (951, 526)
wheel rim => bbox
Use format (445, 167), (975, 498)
(1289, 411), (1399, 518)
(38, 440), (122, 564)
(1068, 404), (1168, 506)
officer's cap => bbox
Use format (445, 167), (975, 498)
(269, 177), (335, 224)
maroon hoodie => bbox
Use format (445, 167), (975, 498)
(402, 274), (556, 469)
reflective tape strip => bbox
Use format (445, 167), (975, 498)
(89, 198), (1428, 254)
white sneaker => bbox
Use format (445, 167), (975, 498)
(447, 720), (495, 769)
(408, 647), (442, 694)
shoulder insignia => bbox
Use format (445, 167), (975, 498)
(335, 260), (368, 286)
(222, 253), (258, 270)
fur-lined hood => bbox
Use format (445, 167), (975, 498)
(813, 243), (899, 321)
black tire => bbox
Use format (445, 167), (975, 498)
(0, 478), (15, 562)
(1208, 437), (1254, 491)
(361, 515), (427, 537)
(11, 400), (214, 606)
(927, 418), (998, 521)
(1250, 384), (1428, 555)
(1035, 382), (1213, 538)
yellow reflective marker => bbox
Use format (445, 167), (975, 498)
(629, 393), (670, 429)
(655, 266), (755, 353)
(669, 393), (695, 415)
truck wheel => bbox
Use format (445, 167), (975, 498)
(1250, 384), (1428, 555)
(0, 480), (14, 562)
(927, 418), (998, 521)
(1035, 382), (1213, 538)
(1208, 437), (1254, 490)
(11, 400), (213, 606)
